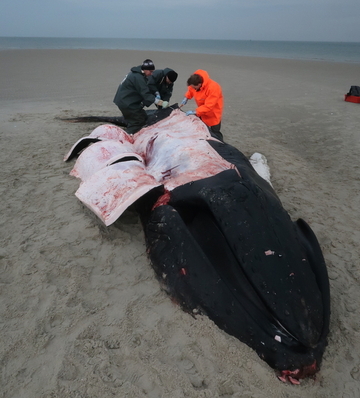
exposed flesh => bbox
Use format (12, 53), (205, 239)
(69, 110), (236, 225)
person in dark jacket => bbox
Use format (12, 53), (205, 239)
(113, 59), (168, 135)
(148, 68), (178, 107)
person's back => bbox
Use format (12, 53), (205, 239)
(114, 65), (154, 110)
(148, 68), (178, 103)
(113, 59), (167, 135)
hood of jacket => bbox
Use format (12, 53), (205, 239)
(155, 68), (175, 85)
(131, 65), (145, 74)
(163, 67), (174, 76)
(193, 69), (210, 88)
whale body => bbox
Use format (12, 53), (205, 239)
(64, 105), (330, 383)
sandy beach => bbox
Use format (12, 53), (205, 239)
(1, 49), (360, 398)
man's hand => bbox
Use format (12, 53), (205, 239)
(179, 97), (188, 108)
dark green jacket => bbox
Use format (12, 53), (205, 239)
(147, 68), (175, 102)
(113, 66), (155, 110)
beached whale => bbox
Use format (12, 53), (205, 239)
(64, 105), (330, 384)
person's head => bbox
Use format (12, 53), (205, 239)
(141, 59), (155, 76)
(165, 70), (178, 84)
(187, 74), (203, 91)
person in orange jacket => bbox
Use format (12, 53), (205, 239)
(179, 69), (224, 140)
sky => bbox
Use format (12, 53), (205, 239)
(1, 0), (360, 42)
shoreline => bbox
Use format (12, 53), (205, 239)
(1, 49), (360, 397)
(3, 46), (360, 63)
(1, 37), (360, 64)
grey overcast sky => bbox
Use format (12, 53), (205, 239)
(1, 0), (359, 42)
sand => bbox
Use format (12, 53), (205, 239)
(1, 49), (360, 398)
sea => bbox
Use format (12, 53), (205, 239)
(1, 37), (360, 64)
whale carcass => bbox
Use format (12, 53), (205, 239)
(64, 105), (330, 383)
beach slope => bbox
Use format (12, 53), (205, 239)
(1, 49), (360, 397)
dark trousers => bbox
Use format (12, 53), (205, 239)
(209, 122), (223, 141)
(119, 107), (148, 135)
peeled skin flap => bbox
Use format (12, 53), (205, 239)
(75, 161), (162, 226)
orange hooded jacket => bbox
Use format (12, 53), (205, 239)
(184, 69), (223, 127)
